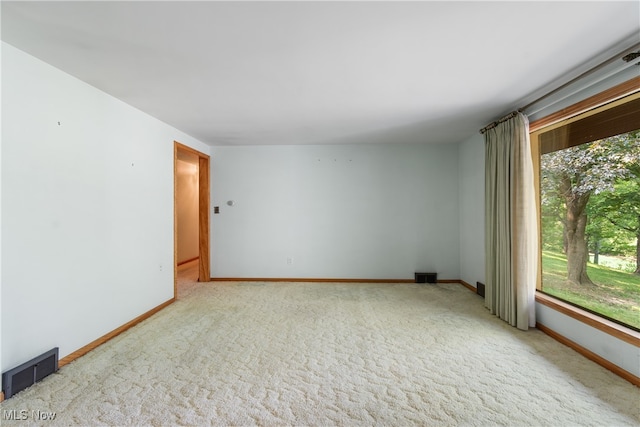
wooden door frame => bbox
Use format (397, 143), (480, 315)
(174, 141), (211, 297)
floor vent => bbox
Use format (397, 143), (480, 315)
(477, 282), (486, 298)
(2, 348), (58, 399)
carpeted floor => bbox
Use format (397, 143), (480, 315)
(1, 275), (639, 426)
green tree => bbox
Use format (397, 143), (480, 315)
(588, 177), (640, 275)
(541, 131), (640, 284)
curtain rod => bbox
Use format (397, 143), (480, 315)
(519, 42), (640, 113)
(479, 111), (520, 134)
(479, 41), (640, 135)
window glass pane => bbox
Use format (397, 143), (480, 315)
(540, 129), (640, 330)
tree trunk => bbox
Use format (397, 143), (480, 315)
(593, 240), (600, 265)
(562, 176), (593, 285)
(565, 210), (593, 284)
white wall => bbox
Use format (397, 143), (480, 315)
(536, 304), (640, 377)
(210, 143), (460, 280)
(176, 160), (199, 264)
(458, 133), (485, 287)
(1, 43), (208, 372)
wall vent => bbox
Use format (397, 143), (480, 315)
(415, 272), (438, 283)
(2, 348), (58, 399)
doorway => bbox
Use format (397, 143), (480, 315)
(174, 142), (210, 298)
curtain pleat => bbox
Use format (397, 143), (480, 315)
(484, 113), (538, 330)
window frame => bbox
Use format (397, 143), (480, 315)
(529, 76), (640, 345)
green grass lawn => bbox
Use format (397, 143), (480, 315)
(541, 251), (640, 330)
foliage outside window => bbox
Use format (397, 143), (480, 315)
(533, 94), (640, 331)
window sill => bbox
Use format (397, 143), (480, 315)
(535, 291), (640, 346)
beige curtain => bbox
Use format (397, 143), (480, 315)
(484, 112), (538, 330)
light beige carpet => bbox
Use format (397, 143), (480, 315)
(1, 279), (639, 426)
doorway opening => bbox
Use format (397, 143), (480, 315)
(174, 142), (210, 298)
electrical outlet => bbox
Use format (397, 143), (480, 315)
(286, 257), (293, 265)
(159, 263), (163, 271)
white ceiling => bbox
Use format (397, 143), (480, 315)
(2, 1), (639, 147)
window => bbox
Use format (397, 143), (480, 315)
(531, 90), (640, 331)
